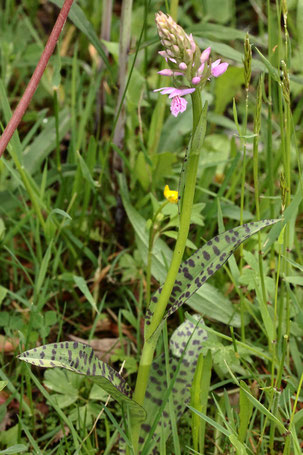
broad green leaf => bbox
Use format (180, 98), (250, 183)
(284, 276), (303, 286)
(215, 67), (244, 115)
(202, 0), (233, 24)
(43, 369), (81, 408)
(190, 23), (264, 46)
(18, 341), (145, 421)
(23, 108), (70, 176)
(145, 219), (280, 336)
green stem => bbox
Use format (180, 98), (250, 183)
(146, 201), (169, 306)
(239, 85), (249, 342)
(131, 89), (204, 453)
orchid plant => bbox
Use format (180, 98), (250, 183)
(18, 12), (279, 455)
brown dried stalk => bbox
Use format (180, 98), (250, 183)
(0, 0), (74, 158)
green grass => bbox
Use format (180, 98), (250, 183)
(0, 0), (303, 454)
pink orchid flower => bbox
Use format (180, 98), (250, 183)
(211, 59), (229, 77)
(154, 87), (196, 117)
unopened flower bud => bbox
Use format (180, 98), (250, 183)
(192, 76), (201, 85)
(155, 11), (198, 66)
(179, 62), (187, 70)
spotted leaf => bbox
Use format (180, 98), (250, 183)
(120, 316), (207, 454)
(145, 219), (280, 336)
(18, 341), (145, 421)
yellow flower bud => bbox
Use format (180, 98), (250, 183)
(164, 185), (178, 204)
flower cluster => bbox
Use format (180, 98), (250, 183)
(154, 12), (229, 117)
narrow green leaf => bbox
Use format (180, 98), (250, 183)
(191, 350), (212, 452)
(49, 208), (72, 220)
(0, 286), (7, 307)
(73, 275), (98, 313)
(0, 445), (28, 454)
(229, 434), (248, 455)
(35, 240), (53, 298)
(76, 150), (98, 189)
(252, 46), (280, 82)
(238, 385), (253, 442)
(265, 190), (302, 251)
(0, 381), (8, 391)
(0, 79), (22, 161)
(239, 381), (286, 432)
(18, 342), (145, 421)
(188, 406), (230, 437)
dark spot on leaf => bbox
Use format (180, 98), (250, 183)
(203, 251), (210, 260)
(213, 245), (220, 256)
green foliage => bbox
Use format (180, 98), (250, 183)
(0, 0), (302, 453)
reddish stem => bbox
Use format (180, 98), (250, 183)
(0, 0), (74, 158)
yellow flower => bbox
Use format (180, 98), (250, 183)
(164, 185), (178, 204)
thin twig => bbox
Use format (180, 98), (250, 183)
(0, 0), (74, 158)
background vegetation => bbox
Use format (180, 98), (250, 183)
(0, 0), (302, 453)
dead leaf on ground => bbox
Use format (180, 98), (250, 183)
(52, 425), (70, 444)
(0, 411), (12, 431)
(0, 335), (20, 353)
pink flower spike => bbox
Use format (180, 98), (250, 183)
(211, 61), (229, 77)
(170, 95), (188, 117)
(192, 76), (201, 85)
